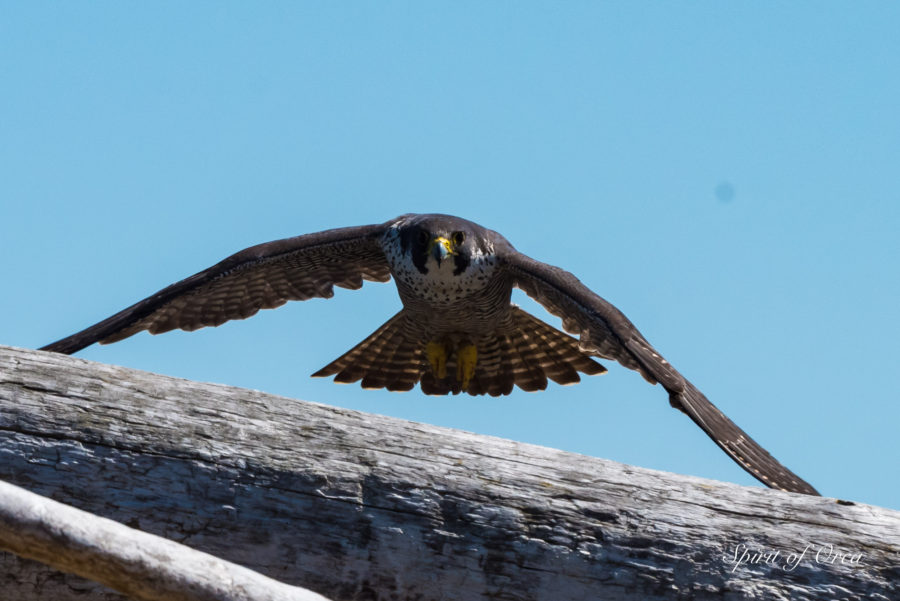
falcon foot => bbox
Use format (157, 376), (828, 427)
(426, 340), (478, 391)
(456, 343), (477, 391)
(426, 341), (448, 379)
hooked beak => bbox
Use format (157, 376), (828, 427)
(427, 236), (454, 265)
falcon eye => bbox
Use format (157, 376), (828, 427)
(417, 230), (430, 244)
(452, 231), (465, 245)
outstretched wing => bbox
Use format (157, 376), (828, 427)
(41, 223), (393, 355)
(501, 248), (819, 495)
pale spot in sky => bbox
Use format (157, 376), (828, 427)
(715, 182), (736, 203)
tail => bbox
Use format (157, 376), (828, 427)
(314, 307), (605, 396)
(311, 311), (424, 392)
(424, 306), (606, 396)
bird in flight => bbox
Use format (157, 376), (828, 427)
(42, 213), (819, 495)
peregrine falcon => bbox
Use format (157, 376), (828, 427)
(41, 213), (819, 495)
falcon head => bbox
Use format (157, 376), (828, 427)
(393, 214), (498, 277)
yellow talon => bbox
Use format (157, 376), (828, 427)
(426, 341), (448, 379)
(456, 344), (478, 391)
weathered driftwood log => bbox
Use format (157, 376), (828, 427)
(0, 480), (331, 601)
(0, 344), (897, 601)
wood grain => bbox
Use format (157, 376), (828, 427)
(0, 345), (897, 600)
(0, 480), (331, 601)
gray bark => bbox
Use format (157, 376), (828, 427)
(0, 344), (897, 601)
(0, 480), (331, 601)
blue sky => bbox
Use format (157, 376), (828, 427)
(2, 3), (898, 510)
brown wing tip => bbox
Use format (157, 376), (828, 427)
(676, 383), (821, 496)
(39, 340), (78, 354)
(310, 368), (332, 378)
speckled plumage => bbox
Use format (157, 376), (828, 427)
(40, 213), (819, 495)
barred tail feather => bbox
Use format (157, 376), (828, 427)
(314, 306), (605, 396)
(521, 309), (607, 384)
(508, 327), (548, 392)
(471, 307), (605, 396)
(311, 312), (423, 392)
(423, 307), (605, 396)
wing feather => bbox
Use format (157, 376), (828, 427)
(500, 248), (819, 495)
(41, 223), (392, 354)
